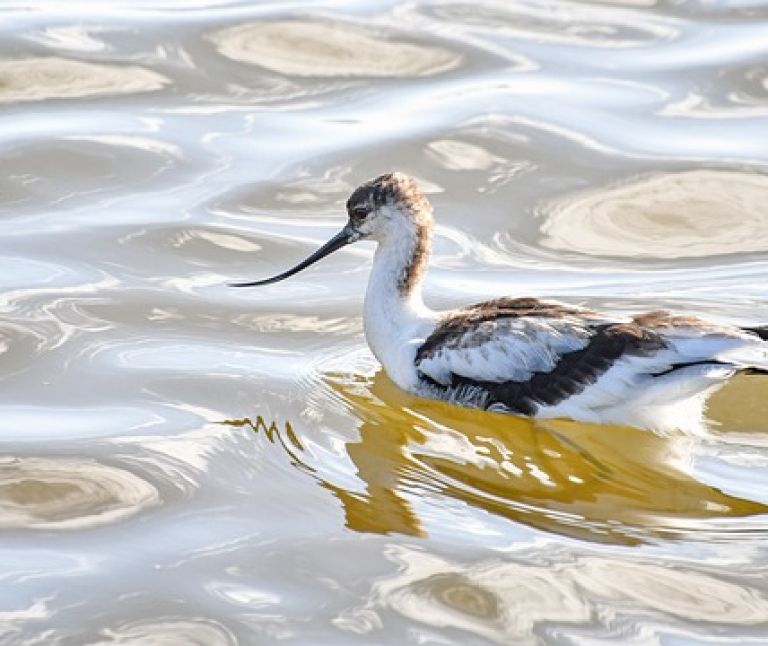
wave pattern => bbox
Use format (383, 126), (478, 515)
(1, 0), (767, 643)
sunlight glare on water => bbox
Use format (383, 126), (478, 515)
(1, 0), (768, 643)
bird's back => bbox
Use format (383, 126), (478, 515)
(413, 298), (768, 432)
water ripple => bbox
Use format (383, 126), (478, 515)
(1, 1), (767, 643)
(538, 169), (768, 259)
(345, 545), (768, 643)
(89, 617), (237, 645)
(0, 57), (169, 103)
(207, 19), (463, 79)
(0, 136), (181, 214)
(0, 457), (159, 530)
(424, 0), (680, 49)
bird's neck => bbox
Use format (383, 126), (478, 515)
(366, 221), (431, 312)
(363, 223), (434, 389)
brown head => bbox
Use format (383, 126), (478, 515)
(231, 172), (433, 289)
(345, 172), (433, 242)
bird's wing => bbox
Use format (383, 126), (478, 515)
(415, 304), (768, 413)
(414, 297), (610, 385)
(560, 313), (768, 412)
(636, 311), (768, 371)
(416, 314), (594, 384)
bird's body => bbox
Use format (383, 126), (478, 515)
(234, 172), (768, 433)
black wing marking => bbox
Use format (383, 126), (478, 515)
(420, 322), (666, 415)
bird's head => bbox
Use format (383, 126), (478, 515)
(231, 172), (432, 287)
(344, 172), (433, 242)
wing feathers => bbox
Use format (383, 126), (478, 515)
(415, 301), (768, 415)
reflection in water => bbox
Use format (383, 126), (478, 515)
(350, 545), (768, 643)
(3, 1), (768, 642)
(659, 63), (768, 120)
(208, 20), (462, 78)
(0, 457), (159, 529)
(0, 57), (169, 103)
(426, 139), (508, 172)
(539, 170), (768, 259)
(425, 138), (534, 193)
(660, 91), (768, 119)
(90, 617), (237, 645)
(233, 373), (768, 544)
(25, 25), (109, 53)
(425, 0), (679, 48)
(223, 416), (307, 471)
(709, 374), (768, 434)
(0, 138), (180, 211)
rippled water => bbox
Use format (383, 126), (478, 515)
(2, 1), (768, 643)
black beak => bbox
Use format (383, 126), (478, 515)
(230, 226), (354, 287)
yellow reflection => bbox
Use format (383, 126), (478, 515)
(326, 372), (766, 542)
(233, 373), (767, 543)
(539, 170), (768, 258)
(709, 374), (768, 434)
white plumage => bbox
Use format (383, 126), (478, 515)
(233, 172), (768, 433)
(413, 306), (767, 432)
(416, 313), (601, 385)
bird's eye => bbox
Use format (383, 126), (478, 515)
(351, 207), (368, 220)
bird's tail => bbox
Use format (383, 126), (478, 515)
(742, 325), (768, 341)
(728, 327), (768, 374)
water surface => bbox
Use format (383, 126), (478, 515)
(1, 0), (768, 643)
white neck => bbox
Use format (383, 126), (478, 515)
(363, 226), (435, 391)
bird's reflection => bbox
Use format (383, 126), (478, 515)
(229, 372), (767, 544)
(224, 415), (310, 472)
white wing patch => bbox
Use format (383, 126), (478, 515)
(539, 327), (768, 415)
(412, 303), (768, 432)
(662, 326), (768, 369)
(416, 316), (593, 385)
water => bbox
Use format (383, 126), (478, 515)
(1, 0), (768, 643)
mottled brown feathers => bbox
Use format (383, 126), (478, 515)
(346, 172), (431, 219)
(443, 322), (667, 415)
(631, 310), (711, 329)
(398, 221), (431, 297)
(415, 299), (672, 415)
(347, 172), (433, 298)
(416, 298), (595, 362)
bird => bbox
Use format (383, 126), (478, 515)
(231, 172), (768, 433)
